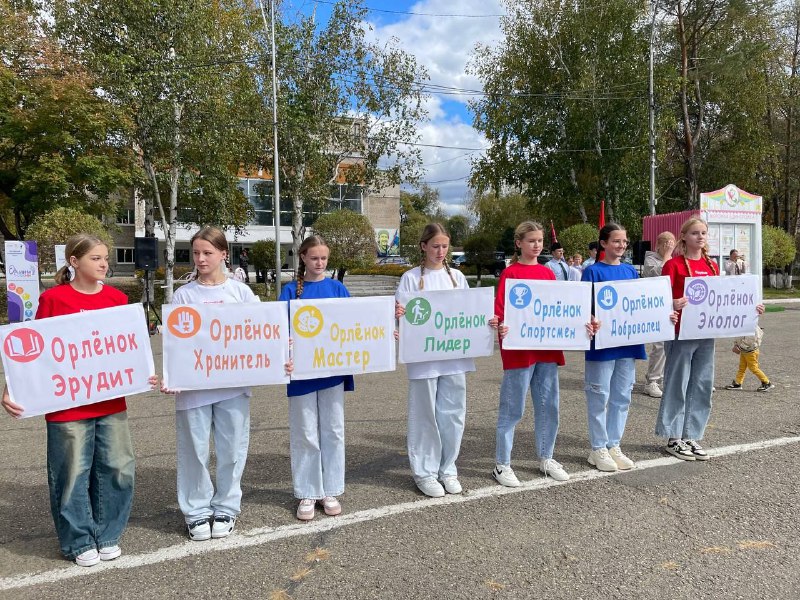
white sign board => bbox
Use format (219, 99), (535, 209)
(4, 240), (39, 322)
(593, 277), (675, 349)
(397, 287), (494, 363)
(0, 304), (155, 418)
(55, 245), (67, 272)
(162, 302), (290, 391)
(289, 296), (395, 380)
(502, 279), (593, 351)
(679, 274), (761, 340)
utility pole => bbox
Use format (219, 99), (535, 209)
(649, 0), (658, 216)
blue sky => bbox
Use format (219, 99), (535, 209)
(284, 0), (506, 214)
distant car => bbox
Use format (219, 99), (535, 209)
(377, 256), (411, 266)
(460, 251), (507, 277)
(451, 255), (467, 268)
(537, 253), (553, 265)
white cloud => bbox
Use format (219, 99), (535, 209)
(367, 0), (505, 211)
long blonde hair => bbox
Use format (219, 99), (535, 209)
(418, 223), (457, 290)
(295, 235), (328, 298)
(510, 221), (544, 264)
(677, 218), (718, 275)
(55, 234), (108, 285)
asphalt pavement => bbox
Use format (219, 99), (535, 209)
(0, 304), (798, 599)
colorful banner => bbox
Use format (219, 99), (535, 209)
(593, 277), (674, 349)
(397, 287), (495, 363)
(289, 296), (395, 379)
(375, 228), (400, 256)
(0, 304), (154, 418)
(162, 303), (290, 391)
(4, 240), (39, 322)
(679, 274), (761, 340)
(502, 280), (593, 351)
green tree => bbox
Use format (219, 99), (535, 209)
(250, 239), (285, 283)
(25, 207), (114, 274)
(446, 215), (470, 247)
(312, 210), (377, 282)
(0, 0), (132, 240)
(56, 0), (263, 301)
(399, 211), (429, 265)
(256, 1), (428, 265)
(762, 224), (797, 287)
(468, 191), (530, 249)
(463, 232), (498, 287)
(558, 223), (599, 259)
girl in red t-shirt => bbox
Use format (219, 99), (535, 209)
(2, 234), (155, 567)
(656, 218), (763, 460)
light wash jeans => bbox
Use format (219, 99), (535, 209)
(289, 383), (345, 499)
(584, 358), (636, 450)
(496, 362), (560, 465)
(407, 374), (467, 484)
(176, 394), (250, 523)
(646, 341), (665, 384)
(46, 411), (135, 559)
(655, 337), (715, 440)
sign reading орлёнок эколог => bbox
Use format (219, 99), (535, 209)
(0, 304), (155, 418)
(397, 287), (494, 363)
(592, 277), (675, 349)
(289, 296), (395, 380)
(162, 302), (290, 391)
(678, 274), (761, 340)
(502, 279), (593, 351)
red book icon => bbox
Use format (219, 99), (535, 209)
(4, 329), (45, 363)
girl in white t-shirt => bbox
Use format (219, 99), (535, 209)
(395, 224), (498, 497)
(169, 226), (260, 541)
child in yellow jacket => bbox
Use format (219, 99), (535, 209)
(724, 326), (774, 392)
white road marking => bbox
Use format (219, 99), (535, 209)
(2, 435), (798, 591)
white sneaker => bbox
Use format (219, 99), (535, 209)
(644, 382), (663, 398)
(211, 515), (236, 538)
(608, 446), (635, 470)
(588, 448), (618, 472)
(416, 479), (445, 498)
(75, 548), (100, 567)
(440, 477), (463, 494)
(187, 518), (211, 541)
(99, 545), (121, 561)
(539, 458), (570, 481)
(492, 464), (521, 487)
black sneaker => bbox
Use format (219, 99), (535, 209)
(724, 381), (742, 390)
(665, 439), (695, 461)
(757, 381), (775, 392)
(683, 439), (710, 461)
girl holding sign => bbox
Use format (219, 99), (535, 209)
(493, 221), (593, 486)
(656, 218), (764, 460)
(170, 226), (260, 541)
(581, 224), (648, 472)
(395, 224), (499, 497)
(279, 235), (353, 521)
(2, 234), (156, 567)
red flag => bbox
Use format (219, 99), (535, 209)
(597, 200), (606, 261)
(550, 220), (558, 244)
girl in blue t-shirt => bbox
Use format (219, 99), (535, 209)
(581, 223), (675, 472)
(279, 235), (353, 521)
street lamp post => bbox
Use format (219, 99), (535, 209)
(649, 0), (658, 216)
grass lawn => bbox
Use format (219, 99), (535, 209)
(763, 286), (800, 300)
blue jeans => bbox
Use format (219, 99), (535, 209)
(584, 359), (636, 450)
(656, 337), (715, 440)
(289, 384), (345, 499)
(407, 374), (466, 483)
(46, 411), (135, 559)
(176, 394), (251, 523)
(496, 362), (560, 465)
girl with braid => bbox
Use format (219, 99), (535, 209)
(395, 224), (499, 497)
(657, 218), (764, 460)
(279, 235), (353, 520)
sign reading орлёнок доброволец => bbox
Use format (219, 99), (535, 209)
(162, 302), (290, 391)
(0, 304), (155, 418)
(289, 296), (395, 380)
(592, 277), (675, 350)
(501, 279), (593, 351)
(678, 274), (761, 340)
(397, 287), (494, 363)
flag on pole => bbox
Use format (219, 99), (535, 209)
(550, 220), (558, 245)
(597, 200), (606, 261)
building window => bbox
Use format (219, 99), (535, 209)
(117, 209), (135, 225)
(116, 248), (134, 264)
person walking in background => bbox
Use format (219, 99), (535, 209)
(725, 249), (746, 276)
(238, 248), (251, 282)
(395, 224), (499, 497)
(725, 326), (774, 392)
(641, 232), (675, 398)
(582, 242), (598, 269)
(279, 235), (353, 521)
(545, 242), (571, 281)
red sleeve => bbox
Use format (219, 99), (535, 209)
(494, 272), (508, 323)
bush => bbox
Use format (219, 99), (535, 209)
(558, 223), (598, 258)
(25, 207), (115, 272)
(348, 264), (412, 276)
(762, 225), (796, 270)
